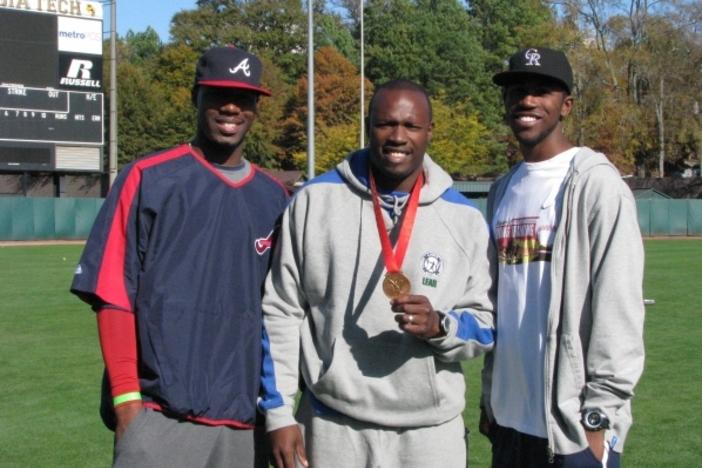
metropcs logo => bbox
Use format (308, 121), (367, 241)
(58, 16), (102, 55)
(60, 59), (100, 88)
(59, 30), (101, 41)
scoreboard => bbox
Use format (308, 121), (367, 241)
(0, 85), (103, 145)
(0, 2), (104, 172)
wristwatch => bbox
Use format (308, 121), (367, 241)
(437, 311), (452, 336)
(581, 408), (610, 431)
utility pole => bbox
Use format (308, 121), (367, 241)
(109, 0), (118, 187)
(359, 0), (364, 148)
(694, 101), (701, 177)
(306, 0), (315, 180)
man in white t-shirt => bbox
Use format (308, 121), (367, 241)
(480, 48), (645, 468)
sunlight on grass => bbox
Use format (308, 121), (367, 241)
(0, 240), (699, 466)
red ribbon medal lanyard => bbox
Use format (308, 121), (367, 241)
(369, 168), (424, 299)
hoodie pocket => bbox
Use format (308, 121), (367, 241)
(313, 336), (441, 412)
(556, 333), (587, 418)
(561, 334), (586, 390)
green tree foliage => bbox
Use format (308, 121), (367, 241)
(122, 27), (162, 64)
(429, 95), (499, 177)
(169, 5), (226, 51)
(246, 55), (294, 168)
(316, 12), (358, 64)
(171, 0), (307, 81)
(292, 122), (359, 174)
(154, 44), (199, 91)
(364, 0), (490, 110)
(151, 44), (200, 147)
(469, 0), (559, 80)
(469, 0), (561, 123)
(115, 14), (295, 168)
(361, 0), (511, 169)
(237, 0), (307, 79)
(114, 42), (198, 167)
(109, 0), (701, 179)
(116, 61), (174, 166)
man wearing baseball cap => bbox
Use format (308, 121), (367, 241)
(71, 46), (288, 467)
(479, 47), (645, 467)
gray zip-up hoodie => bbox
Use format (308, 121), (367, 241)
(260, 149), (495, 431)
(482, 147), (645, 455)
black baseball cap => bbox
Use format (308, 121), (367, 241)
(492, 47), (573, 93)
(195, 46), (271, 96)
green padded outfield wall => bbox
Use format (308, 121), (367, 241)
(0, 197), (103, 241)
(690, 199), (702, 235)
(637, 199), (702, 236)
(1, 197), (701, 241)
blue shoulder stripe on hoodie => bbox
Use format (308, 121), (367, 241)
(448, 310), (494, 344)
(440, 188), (477, 208)
(258, 326), (284, 411)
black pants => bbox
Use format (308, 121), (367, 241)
(490, 424), (621, 468)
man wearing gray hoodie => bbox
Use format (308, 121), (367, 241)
(259, 80), (495, 468)
(480, 48), (645, 468)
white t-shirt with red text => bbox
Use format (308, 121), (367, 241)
(490, 147), (578, 438)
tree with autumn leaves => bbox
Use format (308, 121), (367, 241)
(109, 0), (701, 179)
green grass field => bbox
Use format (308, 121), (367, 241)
(0, 240), (699, 467)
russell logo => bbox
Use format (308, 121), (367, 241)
(60, 59), (101, 88)
(254, 230), (275, 255)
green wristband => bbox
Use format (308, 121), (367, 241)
(113, 392), (142, 407)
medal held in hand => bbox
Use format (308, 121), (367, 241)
(382, 271), (411, 299)
(369, 168), (424, 300)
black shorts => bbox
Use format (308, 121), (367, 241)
(489, 424), (621, 468)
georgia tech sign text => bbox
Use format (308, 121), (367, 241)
(0, 0), (102, 19)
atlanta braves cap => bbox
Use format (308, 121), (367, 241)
(492, 47), (573, 93)
(195, 46), (271, 96)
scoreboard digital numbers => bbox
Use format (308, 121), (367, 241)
(0, 2), (104, 171)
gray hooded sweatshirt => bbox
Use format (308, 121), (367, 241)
(482, 147), (645, 456)
(260, 149), (495, 431)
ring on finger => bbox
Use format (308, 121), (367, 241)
(408, 314), (414, 324)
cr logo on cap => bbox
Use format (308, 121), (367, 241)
(229, 58), (252, 77)
(525, 48), (541, 66)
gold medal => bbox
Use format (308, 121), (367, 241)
(382, 271), (411, 299)
(369, 169), (424, 301)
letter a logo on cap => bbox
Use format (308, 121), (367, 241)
(229, 58), (251, 77)
(525, 48), (541, 66)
